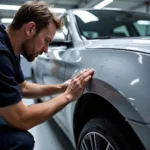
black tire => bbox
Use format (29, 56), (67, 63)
(77, 118), (132, 150)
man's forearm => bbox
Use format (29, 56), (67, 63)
(20, 93), (70, 130)
(0, 93), (70, 130)
(21, 81), (64, 98)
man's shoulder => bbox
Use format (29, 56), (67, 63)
(0, 39), (9, 52)
(0, 44), (13, 59)
(0, 45), (16, 67)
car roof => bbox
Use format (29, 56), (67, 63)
(67, 8), (149, 16)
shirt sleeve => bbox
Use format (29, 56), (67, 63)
(0, 52), (22, 107)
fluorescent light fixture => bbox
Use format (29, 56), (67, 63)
(0, 4), (20, 10)
(0, 4), (66, 13)
(1, 18), (13, 23)
(94, 0), (113, 9)
(137, 20), (150, 25)
(74, 10), (99, 23)
(50, 8), (66, 13)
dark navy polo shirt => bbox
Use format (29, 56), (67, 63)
(0, 24), (25, 107)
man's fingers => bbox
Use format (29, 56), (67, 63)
(65, 69), (95, 101)
(78, 69), (95, 82)
(70, 68), (95, 91)
(83, 69), (95, 78)
(82, 75), (92, 86)
(77, 69), (88, 79)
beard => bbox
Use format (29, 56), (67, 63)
(23, 53), (36, 62)
(23, 54), (36, 62)
(22, 40), (37, 62)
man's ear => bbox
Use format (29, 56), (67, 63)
(25, 22), (36, 37)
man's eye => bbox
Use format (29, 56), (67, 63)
(45, 39), (51, 44)
(45, 39), (49, 43)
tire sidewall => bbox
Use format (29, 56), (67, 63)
(77, 118), (131, 150)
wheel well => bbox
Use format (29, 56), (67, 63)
(73, 93), (145, 149)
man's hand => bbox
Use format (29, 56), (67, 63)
(63, 69), (95, 102)
(60, 79), (71, 92)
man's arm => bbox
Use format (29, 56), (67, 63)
(20, 80), (66, 99)
(0, 93), (69, 130)
(0, 69), (94, 130)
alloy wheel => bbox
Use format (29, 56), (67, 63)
(79, 132), (115, 150)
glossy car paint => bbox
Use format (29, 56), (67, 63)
(32, 9), (150, 149)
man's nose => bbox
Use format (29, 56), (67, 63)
(42, 46), (48, 53)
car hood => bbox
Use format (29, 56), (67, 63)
(84, 37), (150, 54)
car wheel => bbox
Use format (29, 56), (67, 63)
(77, 118), (131, 150)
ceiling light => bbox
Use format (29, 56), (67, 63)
(0, 4), (66, 13)
(50, 8), (66, 13)
(0, 4), (20, 10)
(1, 18), (13, 23)
(94, 0), (113, 9)
(0, 8), (66, 24)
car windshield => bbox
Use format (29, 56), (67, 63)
(73, 9), (150, 39)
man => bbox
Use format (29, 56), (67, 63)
(0, 1), (95, 150)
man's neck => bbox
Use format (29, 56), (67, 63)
(6, 27), (23, 56)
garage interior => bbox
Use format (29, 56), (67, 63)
(0, 0), (150, 150)
(0, 0), (150, 28)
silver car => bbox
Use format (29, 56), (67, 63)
(31, 8), (150, 150)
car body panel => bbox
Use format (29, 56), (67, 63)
(63, 47), (150, 123)
(84, 37), (150, 54)
(128, 120), (150, 150)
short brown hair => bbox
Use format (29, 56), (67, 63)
(10, 1), (63, 33)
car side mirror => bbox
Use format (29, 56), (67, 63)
(50, 32), (72, 47)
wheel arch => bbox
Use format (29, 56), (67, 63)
(73, 93), (145, 149)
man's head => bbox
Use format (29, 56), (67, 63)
(9, 1), (63, 62)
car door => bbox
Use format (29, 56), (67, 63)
(39, 45), (68, 128)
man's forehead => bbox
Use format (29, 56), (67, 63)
(42, 28), (53, 38)
(46, 23), (56, 35)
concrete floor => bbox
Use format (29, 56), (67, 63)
(23, 99), (74, 150)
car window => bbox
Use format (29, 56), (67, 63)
(73, 10), (150, 39)
(134, 21), (150, 36)
(62, 15), (71, 41)
(83, 31), (99, 38)
(62, 16), (68, 39)
(52, 15), (70, 43)
(113, 25), (130, 36)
